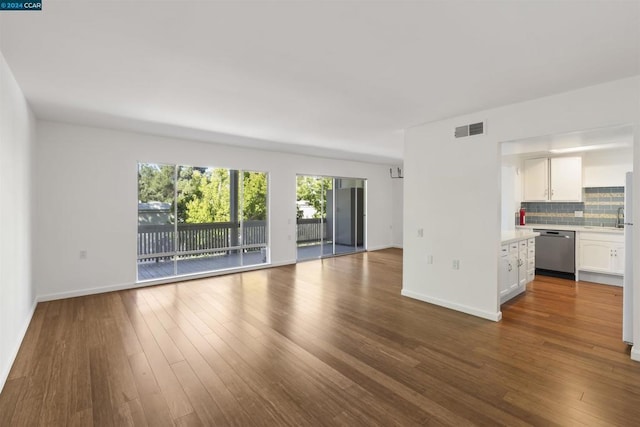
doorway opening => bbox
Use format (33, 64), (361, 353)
(296, 175), (366, 261)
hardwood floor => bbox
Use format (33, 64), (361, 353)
(2, 248), (640, 426)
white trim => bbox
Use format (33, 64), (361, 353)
(392, 244), (404, 249)
(577, 271), (623, 287)
(401, 289), (502, 322)
(37, 260), (298, 302)
(631, 345), (640, 362)
(0, 300), (38, 393)
(367, 244), (397, 252)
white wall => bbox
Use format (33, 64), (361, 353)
(403, 76), (640, 322)
(583, 147), (634, 187)
(0, 53), (36, 391)
(34, 121), (395, 300)
(500, 160), (523, 231)
(392, 177), (403, 247)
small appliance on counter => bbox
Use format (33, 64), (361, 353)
(519, 208), (526, 226)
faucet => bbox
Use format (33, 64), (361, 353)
(616, 206), (624, 228)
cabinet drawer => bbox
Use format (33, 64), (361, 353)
(527, 257), (535, 270)
(528, 238), (535, 247)
(519, 240), (528, 250)
(528, 247), (535, 257)
(579, 232), (624, 243)
(527, 270), (535, 283)
(509, 242), (519, 253)
(500, 244), (509, 257)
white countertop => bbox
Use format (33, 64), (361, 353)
(516, 224), (624, 234)
(501, 230), (540, 244)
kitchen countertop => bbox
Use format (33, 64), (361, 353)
(516, 224), (624, 234)
(501, 230), (540, 245)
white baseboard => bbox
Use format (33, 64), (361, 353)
(577, 271), (623, 287)
(37, 260), (299, 302)
(401, 289), (502, 322)
(367, 244), (397, 252)
(0, 299), (38, 394)
(631, 345), (640, 362)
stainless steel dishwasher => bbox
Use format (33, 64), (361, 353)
(533, 229), (575, 279)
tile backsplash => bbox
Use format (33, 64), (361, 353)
(520, 186), (624, 227)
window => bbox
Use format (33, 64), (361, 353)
(137, 163), (268, 281)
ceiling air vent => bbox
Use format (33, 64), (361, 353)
(455, 121), (485, 138)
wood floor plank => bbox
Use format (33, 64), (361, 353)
(120, 291), (194, 421)
(3, 249), (640, 426)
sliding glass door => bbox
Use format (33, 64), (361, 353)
(296, 175), (366, 261)
(137, 163), (268, 281)
(331, 178), (365, 255)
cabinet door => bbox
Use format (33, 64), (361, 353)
(518, 250), (527, 287)
(550, 157), (582, 201)
(579, 240), (612, 272)
(523, 158), (549, 201)
(611, 243), (625, 274)
(500, 255), (518, 297)
(499, 256), (511, 296)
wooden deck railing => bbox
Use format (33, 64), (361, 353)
(296, 218), (327, 243)
(138, 219), (326, 260)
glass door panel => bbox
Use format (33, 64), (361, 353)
(137, 163), (176, 281)
(331, 178), (365, 255)
(355, 179), (366, 252)
(321, 177), (333, 257)
(296, 175), (365, 260)
(175, 166), (240, 275)
(297, 176), (325, 260)
(241, 171), (269, 266)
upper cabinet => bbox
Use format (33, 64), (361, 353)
(522, 158), (548, 201)
(523, 157), (582, 202)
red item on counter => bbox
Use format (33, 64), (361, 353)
(519, 208), (526, 226)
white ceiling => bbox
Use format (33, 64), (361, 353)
(1, 1), (638, 163)
(501, 124), (634, 160)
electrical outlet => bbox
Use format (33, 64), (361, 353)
(452, 260), (460, 270)
(417, 228), (424, 238)
(79, 250), (87, 259)
(426, 255), (433, 264)
(574, 210), (583, 218)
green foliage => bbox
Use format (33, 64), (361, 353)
(296, 176), (332, 218)
(138, 163), (268, 224)
(184, 168), (231, 223)
(138, 164), (174, 204)
(243, 172), (267, 220)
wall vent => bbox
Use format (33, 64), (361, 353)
(455, 121), (485, 138)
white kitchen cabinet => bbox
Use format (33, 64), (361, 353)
(611, 243), (625, 275)
(550, 157), (583, 201)
(500, 237), (535, 304)
(523, 157), (582, 202)
(500, 252), (518, 300)
(578, 232), (625, 275)
(523, 158), (548, 201)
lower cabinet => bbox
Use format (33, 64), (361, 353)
(578, 232), (624, 276)
(500, 237), (535, 304)
(499, 254), (518, 300)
